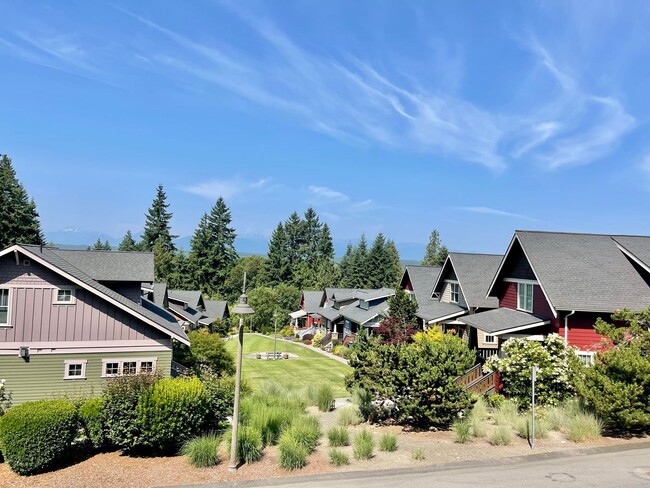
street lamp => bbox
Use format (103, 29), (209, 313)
(228, 273), (255, 472)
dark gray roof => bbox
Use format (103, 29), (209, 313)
(509, 231), (650, 313)
(149, 282), (167, 308)
(416, 301), (465, 323)
(356, 288), (395, 301)
(448, 253), (501, 309)
(459, 308), (550, 335)
(168, 303), (203, 322)
(17, 245), (188, 344)
(168, 289), (203, 309)
(339, 300), (389, 326)
(612, 235), (650, 270)
(49, 248), (154, 282)
(317, 307), (341, 322)
(401, 265), (441, 306)
(200, 300), (229, 324)
(302, 291), (324, 313)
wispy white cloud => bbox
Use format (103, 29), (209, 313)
(455, 206), (540, 222)
(308, 186), (350, 202)
(182, 177), (274, 200)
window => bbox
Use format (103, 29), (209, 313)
(517, 283), (533, 312)
(54, 288), (75, 305)
(450, 283), (460, 303)
(0, 289), (9, 326)
(484, 335), (496, 344)
(64, 360), (87, 380)
(102, 358), (157, 377)
(576, 351), (595, 366)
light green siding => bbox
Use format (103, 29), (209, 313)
(0, 350), (172, 405)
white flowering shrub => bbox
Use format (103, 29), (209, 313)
(0, 379), (12, 415)
(484, 334), (582, 408)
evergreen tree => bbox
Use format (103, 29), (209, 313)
(284, 211), (307, 267)
(153, 238), (174, 283)
(386, 239), (402, 288)
(339, 243), (355, 287)
(350, 234), (369, 288)
(0, 154), (45, 248)
(141, 184), (177, 252)
(302, 207), (321, 267)
(317, 223), (335, 262)
(387, 289), (418, 327)
(367, 233), (391, 288)
(118, 230), (138, 251)
(422, 230), (448, 266)
(188, 213), (211, 288)
(91, 238), (112, 251)
(266, 222), (290, 286)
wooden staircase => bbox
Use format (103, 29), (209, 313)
(455, 363), (495, 395)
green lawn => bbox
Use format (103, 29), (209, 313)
(224, 334), (351, 397)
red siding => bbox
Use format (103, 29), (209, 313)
(567, 313), (608, 350)
(533, 285), (553, 318)
(499, 282), (517, 309)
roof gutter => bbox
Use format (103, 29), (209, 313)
(564, 310), (576, 343)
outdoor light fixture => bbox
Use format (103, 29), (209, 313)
(228, 273), (255, 472)
(19, 346), (29, 359)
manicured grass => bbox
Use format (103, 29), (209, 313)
(225, 334), (351, 397)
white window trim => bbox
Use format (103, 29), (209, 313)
(101, 357), (158, 378)
(484, 334), (496, 344)
(53, 286), (77, 305)
(576, 351), (595, 366)
(64, 359), (87, 380)
(516, 282), (533, 313)
(0, 287), (11, 327)
(450, 283), (460, 304)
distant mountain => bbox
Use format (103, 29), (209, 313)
(46, 228), (425, 261)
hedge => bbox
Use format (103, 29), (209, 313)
(78, 397), (109, 449)
(0, 399), (77, 475)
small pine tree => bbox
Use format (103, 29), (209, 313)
(141, 184), (177, 252)
(422, 230), (448, 266)
(91, 238), (112, 251)
(118, 230), (138, 251)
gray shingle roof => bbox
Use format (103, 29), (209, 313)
(448, 253), (501, 309)
(302, 291), (324, 313)
(200, 300), (229, 324)
(339, 300), (389, 326)
(459, 308), (550, 335)
(49, 248), (154, 282)
(416, 301), (465, 322)
(510, 231), (650, 313)
(317, 307), (341, 322)
(401, 265), (441, 306)
(168, 303), (203, 322)
(18, 245), (188, 344)
(612, 235), (650, 270)
(168, 289), (203, 309)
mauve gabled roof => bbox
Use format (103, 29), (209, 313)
(16, 245), (188, 344)
(48, 248), (154, 282)
(401, 265), (441, 305)
(448, 253), (501, 309)
(513, 231), (650, 313)
(302, 291), (324, 313)
(612, 235), (650, 270)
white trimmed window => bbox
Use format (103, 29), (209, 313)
(484, 334), (496, 344)
(450, 283), (460, 304)
(102, 358), (157, 377)
(64, 360), (87, 380)
(517, 283), (533, 312)
(576, 351), (595, 366)
(53, 287), (76, 305)
(0, 288), (10, 326)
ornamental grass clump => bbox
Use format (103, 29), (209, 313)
(0, 399), (77, 475)
(337, 406), (363, 426)
(327, 426), (350, 447)
(412, 448), (426, 461)
(378, 433), (398, 452)
(181, 432), (221, 468)
(469, 415), (487, 438)
(517, 417), (549, 439)
(489, 425), (513, 446)
(285, 415), (321, 453)
(277, 434), (308, 470)
(492, 399), (519, 427)
(226, 426), (263, 464)
(329, 448), (350, 466)
(353, 429), (374, 460)
(566, 412), (602, 442)
(453, 420), (472, 444)
(314, 385), (335, 412)
(471, 396), (488, 420)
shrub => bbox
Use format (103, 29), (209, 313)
(315, 385), (335, 412)
(280, 326), (294, 337)
(379, 433), (398, 452)
(493, 399), (519, 427)
(337, 406), (363, 426)
(566, 412), (602, 442)
(278, 434), (308, 470)
(285, 415), (321, 453)
(486, 392), (505, 408)
(312, 333), (324, 348)
(484, 334), (582, 408)
(489, 425), (512, 446)
(200, 370), (235, 429)
(135, 377), (211, 451)
(78, 397), (109, 448)
(0, 399), (77, 475)
(352, 387), (373, 421)
(453, 420), (472, 444)
(227, 426), (263, 464)
(327, 426), (350, 447)
(517, 417), (549, 439)
(412, 448), (426, 461)
(332, 345), (343, 356)
(0, 379), (12, 416)
(338, 346), (352, 360)
(181, 432), (221, 468)
(469, 415), (486, 438)
(329, 448), (350, 466)
(353, 429), (374, 460)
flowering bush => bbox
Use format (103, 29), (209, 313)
(484, 334), (582, 408)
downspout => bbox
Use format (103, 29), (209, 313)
(564, 310), (576, 343)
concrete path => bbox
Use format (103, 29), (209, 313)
(173, 443), (650, 488)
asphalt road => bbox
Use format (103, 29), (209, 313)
(178, 444), (650, 488)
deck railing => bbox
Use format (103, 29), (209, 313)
(454, 363), (483, 388)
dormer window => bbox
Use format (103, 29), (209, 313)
(517, 283), (533, 312)
(450, 283), (460, 304)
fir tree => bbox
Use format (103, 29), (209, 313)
(422, 230), (448, 266)
(141, 184), (177, 252)
(0, 154), (45, 248)
(266, 222), (290, 286)
(339, 243), (355, 287)
(367, 233), (391, 288)
(348, 234), (369, 288)
(386, 239), (402, 288)
(302, 207), (321, 267)
(118, 230), (138, 251)
(317, 223), (335, 262)
(91, 238), (112, 251)
(153, 239), (174, 283)
(387, 289), (418, 327)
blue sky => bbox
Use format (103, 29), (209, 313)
(1, 0), (650, 258)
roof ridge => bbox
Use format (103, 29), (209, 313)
(450, 252), (503, 257)
(516, 229), (650, 238)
